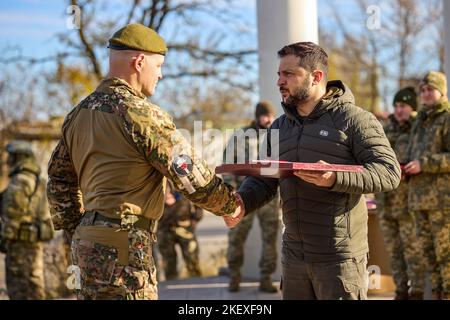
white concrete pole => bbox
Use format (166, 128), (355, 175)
(257, 0), (318, 115)
(443, 0), (450, 95)
(239, 0), (319, 282)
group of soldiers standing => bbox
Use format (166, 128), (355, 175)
(376, 71), (450, 300)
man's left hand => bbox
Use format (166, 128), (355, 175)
(294, 160), (337, 188)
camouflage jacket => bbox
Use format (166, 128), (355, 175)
(47, 77), (238, 234)
(375, 114), (415, 218)
(406, 99), (450, 211)
(1, 159), (49, 240)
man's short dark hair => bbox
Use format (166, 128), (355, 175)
(278, 42), (328, 79)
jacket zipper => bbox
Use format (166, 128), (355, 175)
(296, 120), (304, 242)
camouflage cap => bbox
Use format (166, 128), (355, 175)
(420, 71), (447, 97)
(108, 23), (168, 55)
(5, 140), (34, 156)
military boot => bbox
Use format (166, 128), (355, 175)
(259, 276), (278, 293)
(228, 272), (241, 292)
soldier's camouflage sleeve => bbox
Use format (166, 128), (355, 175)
(47, 138), (83, 234)
(123, 103), (238, 217)
(420, 115), (450, 173)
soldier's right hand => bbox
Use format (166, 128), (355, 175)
(223, 193), (245, 228)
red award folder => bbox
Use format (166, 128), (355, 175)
(216, 160), (364, 178)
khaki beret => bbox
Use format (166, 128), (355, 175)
(108, 23), (168, 55)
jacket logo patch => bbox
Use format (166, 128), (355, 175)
(319, 130), (329, 137)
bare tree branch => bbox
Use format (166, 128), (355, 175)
(0, 0), (257, 126)
(168, 43), (256, 60)
(71, 0), (103, 80)
(126, 0), (141, 25)
(0, 53), (74, 65)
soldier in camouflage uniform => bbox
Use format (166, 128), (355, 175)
(158, 183), (203, 280)
(1, 141), (54, 300)
(47, 24), (241, 300)
(223, 102), (281, 293)
(375, 87), (425, 300)
(405, 71), (450, 300)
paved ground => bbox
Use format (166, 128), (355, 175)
(159, 275), (282, 300)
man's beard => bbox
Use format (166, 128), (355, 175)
(283, 77), (311, 109)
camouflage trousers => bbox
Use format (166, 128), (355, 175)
(71, 219), (158, 300)
(157, 225), (201, 280)
(5, 241), (46, 300)
(379, 214), (425, 294)
(413, 209), (450, 295)
(227, 198), (280, 278)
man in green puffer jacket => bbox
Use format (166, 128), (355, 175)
(225, 42), (401, 300)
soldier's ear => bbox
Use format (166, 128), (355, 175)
(133, 53), (146, 72)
